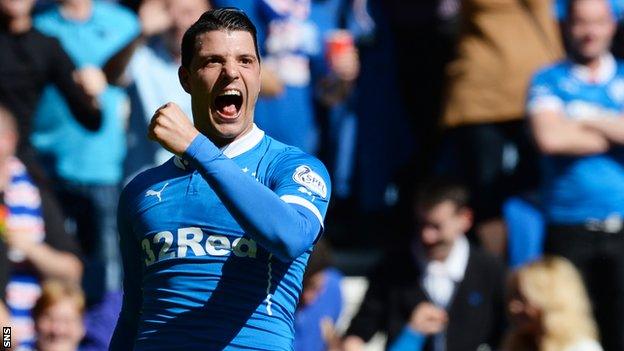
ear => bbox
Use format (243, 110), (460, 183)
(178, 66), (191, 94)
(458, 207), (474, 233)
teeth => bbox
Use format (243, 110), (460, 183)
(220, 90), (241, 96)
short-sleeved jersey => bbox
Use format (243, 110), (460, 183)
(527, 55), (624, 223)
(118, 125), (331, 350)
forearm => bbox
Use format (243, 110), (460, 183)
(184, 135), (320, 261)
(582, 118), (624, 145)
(531, 116), (609, 155)
(22, 245), (82, 283)
(104, 34), (143, 86)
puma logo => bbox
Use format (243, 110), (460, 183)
(146, 182), (169, 202)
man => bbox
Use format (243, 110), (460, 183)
(342, 180), (505, 351)
(110, 8), (331, 350)
(0, 105), (83, 349)
(528, 0), (624, 349)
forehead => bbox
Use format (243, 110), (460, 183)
(194, 30), (256, 57)
(571, 0), (613, 19)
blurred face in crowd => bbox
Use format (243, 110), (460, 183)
(166, 0), (211, 50)
(507, 275), (542, 337)
(416, 200), (472, 262)
(0, 0), (35, 19)
(179, 29), (261, 144)
(35, 298), (85, 351)
(0, 108), (17, 165)
(301, 271), (326, 306)
(568, 0), (616, 62)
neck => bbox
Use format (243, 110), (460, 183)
(3, 16), (31, 33)
(574, 53), (605, 73)
(61, 0), (92, 21)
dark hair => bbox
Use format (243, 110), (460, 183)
(181, 7), (260, 69)
(303, 240), (332, 284)
(415, 178), (470, 211)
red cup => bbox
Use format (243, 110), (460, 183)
(326, 30), (354, 63)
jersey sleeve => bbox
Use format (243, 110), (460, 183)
(527, 68), (565, 115)
(269, 151), (331, 229)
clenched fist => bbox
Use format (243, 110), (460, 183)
(148, 102), (200, 156)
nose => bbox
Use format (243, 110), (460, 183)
(221, 60), (240, 80)
(421, 227), (438, 245)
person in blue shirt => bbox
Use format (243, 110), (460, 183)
(32, 0), (140, 303)
(110, 8), (331, 350)
(528, 0), (624, 349)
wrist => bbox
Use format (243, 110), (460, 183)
(182, 133), (221, 165)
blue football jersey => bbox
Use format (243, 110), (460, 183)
(527, 55), (624, 223)
(115, 125), (331, 350)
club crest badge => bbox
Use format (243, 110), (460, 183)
(293, 165), (327, 198)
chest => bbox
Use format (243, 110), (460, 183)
(132, 163), (271, 266)
(556, 77), (624, 118)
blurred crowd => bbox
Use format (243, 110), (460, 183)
(1, 0), (624, 350)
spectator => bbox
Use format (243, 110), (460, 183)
(295, 240), (343, 351)
(32, 280), (86, 351)
(527, 0), (624, 349)
(342, 180), (506, 351)
(505, 256), (602, 351)
(0, 105), (82, 350)
(440, 0), (563, 256)
(0, 0), (102, 163)
(32, 0), (139, 306)
(104, 0), (211, 180)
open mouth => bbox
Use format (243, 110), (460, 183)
(214, 89), (243, 119)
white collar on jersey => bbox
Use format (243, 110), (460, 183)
(174, 123), (265, 170)
(571, 53), (616, 84)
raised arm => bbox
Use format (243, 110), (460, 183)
(104, 0), (173, 86)
(148, 103), (330, 262)
(47, 37), (102, 131)
(110, 191), (143, 350)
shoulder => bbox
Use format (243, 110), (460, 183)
(368, 249), (419, 286)
(532, 60), (569, 83)
(467, 245), (506, 279)
(264, 136), (328, 173)
(263, 136), (330, 191)
(615, 59), (624, 75)
(33, 6), (61, 28)
(93, 0), (137, 20)
(26, 27), (59, 47)
(120, 159), (176, 208)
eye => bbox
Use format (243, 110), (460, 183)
(240, 56), (255, 65)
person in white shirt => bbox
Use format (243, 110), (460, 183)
(343, 179), (506, 351)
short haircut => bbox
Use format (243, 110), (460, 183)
(415, 178), (470, 211)
(566, 0), (615, 21)
(32, 280), (86, 319)
(181, 7), (260, 69)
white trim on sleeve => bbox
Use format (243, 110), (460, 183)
(280, 195), (324, 227)
(527, 96), (565, 115)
